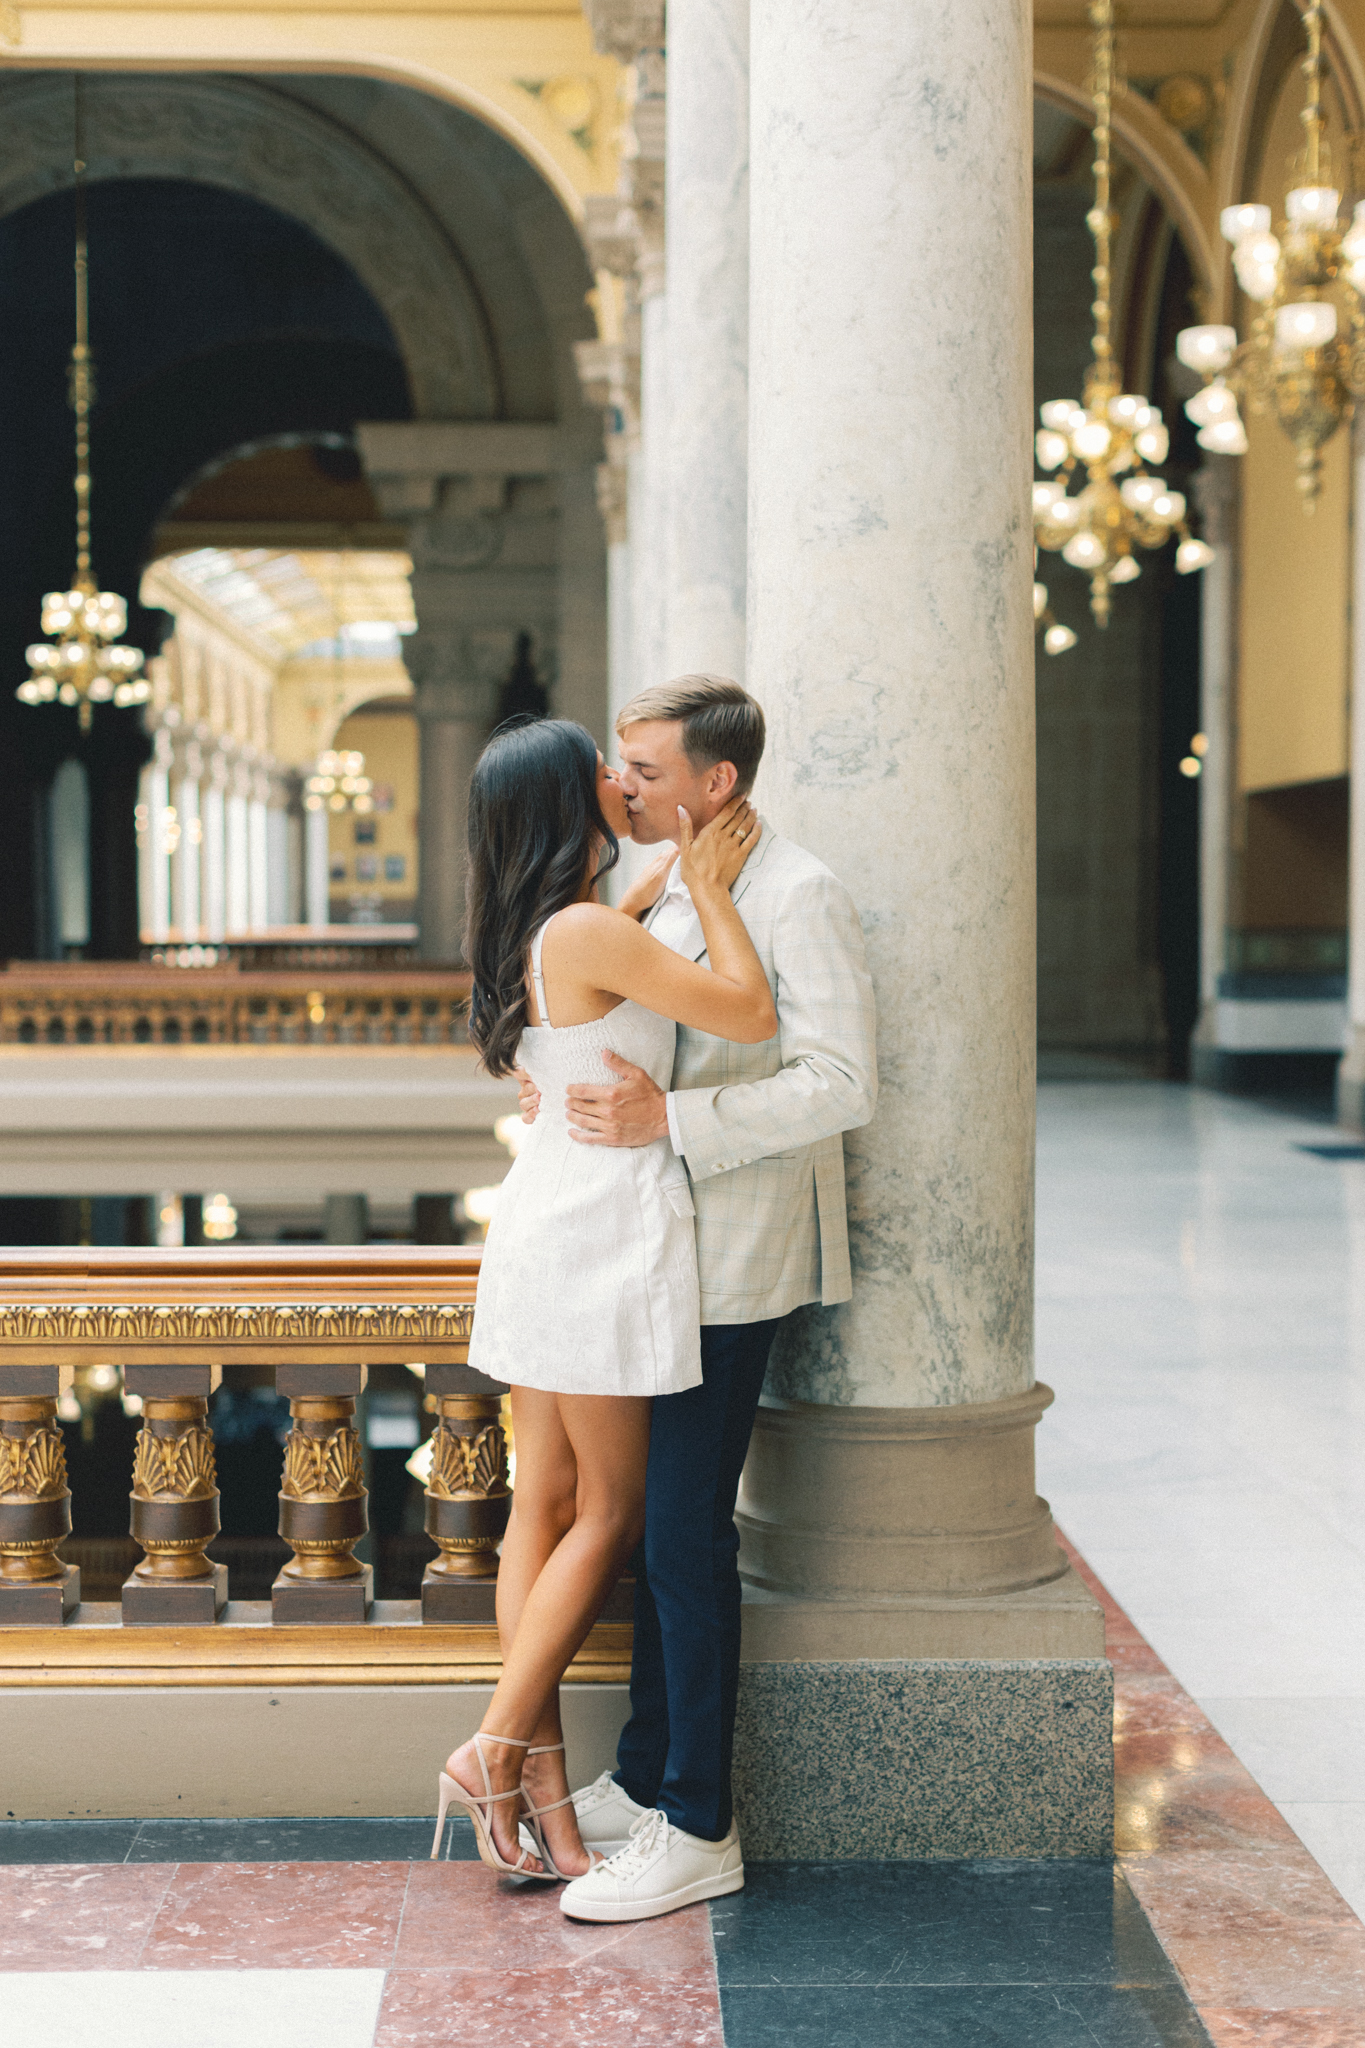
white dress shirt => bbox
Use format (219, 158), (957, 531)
(643, 855), (695, 1156)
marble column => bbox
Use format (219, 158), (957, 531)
(142, 734), (173, 944)
(201, 762), (227, 945)
(305, 806), (330, 930)
(1189, 458), (1241, 1089)
(663, 0), (748, 679)
(1338, 418), (1365, 1127)
(414, 681), (487, 961)
(741, 0), (1087, 1635)
(171, 745), (202, 940)
(633, 285), (669, 693)
(247, 771), (270, 933)
(225, 772), (250, 936)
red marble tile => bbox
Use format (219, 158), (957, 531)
(1203, 2012), (1365, 2046)
(375, 1965), (724, 2046)
(0, 1863), (174, 1969)
(1126, 1852), (1365, 2008)
(1116, 1675), (1220, 1738)
(141, 1860), (409, 1969)
(395, 1861), (715, 1977)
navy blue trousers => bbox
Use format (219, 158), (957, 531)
(613, 1318), (779, 1842)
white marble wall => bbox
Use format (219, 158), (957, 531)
(664, 0), (748, 680)
(633, 290), (670, 693)
(750, 0), (1035, 1409)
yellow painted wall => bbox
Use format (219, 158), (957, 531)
(1237, 59), (1351, 795)
(327, 705), (419, 918)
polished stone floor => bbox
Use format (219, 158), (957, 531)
(0, 1820), (1207, 2047)
(1036, 1081), (1365, 1920)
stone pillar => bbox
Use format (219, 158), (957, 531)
(171, 743), (202, 940)
(1340, 417), (1365, 1128)
(357, 423), (565, 961)
(225, 769), (250, 935)
(1189, 458), (1241, 1091)
(247, 770), (271, 933)
(143, 733), (173, 944)
(305, 805), (330, 929)
(737, 0), (1108, 1859)
(201, 759), (227, 944)
(664, 0), (748, 679)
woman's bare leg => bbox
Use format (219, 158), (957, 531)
(444, 1389), (649, 1872)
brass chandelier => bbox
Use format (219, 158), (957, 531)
(16, 85), (146, 732)
(1033, 0), (1215, 626)
(304, 750), (374, 815)
(1177, 2), (1363, 510)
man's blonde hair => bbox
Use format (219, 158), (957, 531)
(616, 674), (766, 793)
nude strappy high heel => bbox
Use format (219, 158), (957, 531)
(516, 1741), (605, 1882)
(431, 1732), (551, 1876)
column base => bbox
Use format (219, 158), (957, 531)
(1338, 1025), (1365, 1130)
(272, 1564), (374, 1626)
(733, 1655), (1113, 1860)
(0, 1564), (80, 1627)
(123, 1563), (227, 1627)
(741, 1563), (1103, 1661)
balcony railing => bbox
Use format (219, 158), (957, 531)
(0, 965), (472, 1047)
(0, 1248), (629, 1688)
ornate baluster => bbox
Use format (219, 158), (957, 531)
(421, 1363), (511, 1623)
(0, 1366), (79, 1623)
(273, 1365), (372, 1622)
(123, 1365), (227, 1622)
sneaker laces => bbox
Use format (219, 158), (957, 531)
(574, 1771), (619, 1814)
(605, 1806), (672, 1878)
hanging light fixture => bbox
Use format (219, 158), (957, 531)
(16, 81), (146, 732)
(1034, 558), (1078, 655)
(1177, 3), (1364, 510)
(1033, 0), (1215, 624)
(305, 750), (374, 814)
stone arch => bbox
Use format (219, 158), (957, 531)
(0, 72), (499, 420)
(1034, 70), (1215, 298)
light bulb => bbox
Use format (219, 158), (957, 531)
(1285, 186), (1340, 229)
(1133, 423), (1169, 465)
(1179, 756), (1202, 778)
(1196, 418), (1249, 455)
(1275, 301), (1337, 349)
(58, 683), (78, 706)
(1220, 203), (1271, 244)
(1044, 623), (1078, 655)
(1034, 582), (1048, 620)
(1234, 235), (1281, 301)
(1109, 556), (1141, 584)
(1035, 428), (1070, 470)
(88, 676), (114, 701)
(1176, 325), (1237, 374)
(1120, 477), (1164, 512)
(1149, 491), (1186, 525)
(1072, 418), (1113, 461)
(1107, 394), (1147, 425)
(1033, 481), (1063, 515)
(1039, 399), (1082, 431)
(1062, 531), (1105, 570)
(1349, 259), (1365, 299)
(1176, 538), (1216, 574)
(1045, 495), (1081, 531)
(1184, 381), (1240, 428)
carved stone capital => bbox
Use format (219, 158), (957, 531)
(583, 0), (665, 65)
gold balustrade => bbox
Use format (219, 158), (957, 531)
(0, 964), (472, 1047)
(0, 1248), (630, 1685)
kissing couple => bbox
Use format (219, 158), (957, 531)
(432, 673), (877, 1923)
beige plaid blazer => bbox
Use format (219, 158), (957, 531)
(650, 824), (877, 1326)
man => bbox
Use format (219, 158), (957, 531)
(522, 674), (877, 1923)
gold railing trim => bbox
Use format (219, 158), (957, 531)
(0, 1605), (630, 1687)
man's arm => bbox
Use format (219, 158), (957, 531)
(669, 869), (877, 1181)
(563, 867), (877, 1156)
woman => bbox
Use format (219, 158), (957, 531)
(433, 716), (773, 1881)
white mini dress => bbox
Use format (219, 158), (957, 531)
(467, 916), (703, 1397)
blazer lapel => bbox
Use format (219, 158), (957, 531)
(645, 816), (775, 962)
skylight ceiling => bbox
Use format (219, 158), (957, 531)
(164, 548), (415, 662)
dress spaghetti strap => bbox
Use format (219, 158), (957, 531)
(529, 920), (553, 1029)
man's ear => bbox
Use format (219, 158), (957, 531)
(707, 760), (739, 804)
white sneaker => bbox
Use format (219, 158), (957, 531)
(519, 1771), (648, 1863)
(560, 1807), (744, 1923)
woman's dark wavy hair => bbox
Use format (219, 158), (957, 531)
(464, 718), (619, 1076)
